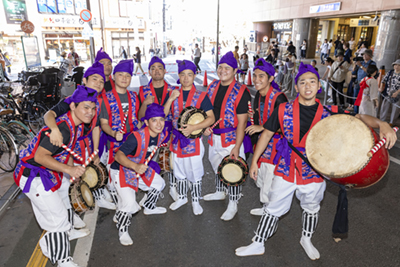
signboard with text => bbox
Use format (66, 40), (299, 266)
(2, 0), (28, 24)
(310, 2), (341, 14)
(21, 36), (41, 69)
(40, 14), (100, 28)
(273, 22), (292, 31)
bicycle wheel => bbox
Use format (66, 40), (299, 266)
(27, 103), (48, 134)
(6, 120), (34, 151)
(0, 126), (18, 172)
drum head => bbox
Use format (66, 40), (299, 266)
(80, 182), (95, 208)
(178, 107), (207, 139)
(222, 163), (243, 183)
(81, 164), (100, 189)
(217, 155), (248, 186)
(306, 114), (374, 178)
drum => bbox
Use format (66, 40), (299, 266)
(217, 155), (249, 186)
(69, 181), (95, 213)
(81, 163), (101, 190)
(178, 106), (207, 139)
(158, 147), (173, 173)
(305, 114), (389, 189)
(97, 162), (109, 187)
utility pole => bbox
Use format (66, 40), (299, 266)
(163, 0), (167, 58)
(98, 0), (105, 49)
(86, 0), (95, 64)
(215, 0), (219, 70)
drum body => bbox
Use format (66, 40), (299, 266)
(97, 162), (109, 187)
(81, 163), (101, 190)
(158, 147), (171, 173)
(306, 115), (389, 188)
(178, 106), (207, 139)
(69, 181), (95, 213)
(217, 155), (249, 186)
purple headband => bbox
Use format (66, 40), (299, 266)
(295, 62), (320, 85)
(113, 59), (134, 75)
(64, 85), (98, 105)
(253, 58), (280, 91)
(177, 60), (196, 74)
(218, 51), (238, 69)
(95, 47), (112, 63)
(149, 56), (165, 69)
(141, 103), (165, 121)
(83, 61), (106, 83)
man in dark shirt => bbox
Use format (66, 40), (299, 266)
(167, 60), (214, 216)
(287, 41), (296, 59)
(111, 103), (169, 246)
(244, 59), (287, 216)
(95, 47), (114, 92)
(236, 63), (397, 259)
(14, 86), (98, 267)
(203, 51), (252, 221)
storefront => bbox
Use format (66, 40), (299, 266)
(271, 21), (293, 46)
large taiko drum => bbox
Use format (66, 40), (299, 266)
(178, 106), (207, 139)
(217, 155), (249, 186)
(305, 114), (389, 188)
(69, 181), (95, 213)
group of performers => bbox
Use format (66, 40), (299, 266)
(14, 47), (397, 266)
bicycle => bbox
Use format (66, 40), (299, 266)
(0, 124), (18, 172)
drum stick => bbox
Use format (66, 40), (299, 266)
(70, 150), (99, 183)
(120, 113), (128, 134)
(45, 132), (83, 162)
(136, 143), (168, 178)
(210, 118), (222, 132)
(248, 101), (254, 125)
(367, 127), (399, 157)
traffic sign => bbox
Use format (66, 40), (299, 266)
(80, 9), (92, 23)
(21, 20), (35, 34)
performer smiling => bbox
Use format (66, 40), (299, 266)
(168, 60), (214, 215)
(235, 63), (397, 259)
(111, 103), (169, 246)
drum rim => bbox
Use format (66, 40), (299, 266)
(178, 106), (207, 139)
(305, 114), (374, 178)
(217, 155), (249, 186)
(82, 163), (102, 190)
(69, 181), (95, 213)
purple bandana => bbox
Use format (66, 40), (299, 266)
(219, 51), (238, 69)
(254, 58), (280, 91)
(83, 61), (106, 83)
(64, 85), (98, 104)
(95, 47), (112, 63)
(141, 103), (165, 121)
(113, 59), (134, 75)
(295, 62), (320, 85)
(177, 60), (196, 74)
(149, 56), (165, 69)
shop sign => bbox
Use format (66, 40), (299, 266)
(2, 0), (28, 24)
(21, 20), (34, 34)
(249, 30), (256, 43)
(40, 14), (100, 28)
(104, 17), (144, 29)
(273, 22), (292, 31)
(310, 2), (341, 14)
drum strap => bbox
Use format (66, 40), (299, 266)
(285, 137), (349, 238)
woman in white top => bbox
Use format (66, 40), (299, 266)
(355, 43), (367, 57)
(300, 39), (307, 60)
(328, 52), (350, 106)
(359, 65), (379, 117)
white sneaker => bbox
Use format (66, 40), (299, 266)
(97, 197), (117, 210)
(58, 256), (81, 267)
(169, 186), (178, 201)
(235, 241), (265, 256)
(139, 194), (147, 206)
(119, 231), (133, 246)
(69, 228), (90, 241)
(250, 208), (264, 216)
(73, 213), (86, 229)
(169, 198), (188, 210)
(143, 206), (167, 215)
(113, 213), (118, 223)
(192, 201), (203, 215)
(300, 236), (320, 260)
(102, 187), (113, 203)
(203, 191), (226, 201)
(220, 200), (238, 221)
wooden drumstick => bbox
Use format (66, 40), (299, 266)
(120, 113), (128, 134)
(70, 150), (99, 183)
(210, 118), (222, 132)
(136, 143), (168, 178)
(248, 101), (254, 125)
(367, 127), (398, 157)
(45, 132), (83, 162)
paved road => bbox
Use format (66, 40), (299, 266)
(1, 55), (400, 267)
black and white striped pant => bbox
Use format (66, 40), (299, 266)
(214, 174), (242, 201)
(177, 179), (188, 199)
(40, 231), (70, 264)
(302, 211), (319, 238)
(168, 172), (177, 187)
(143, 188), (161, 210)
(190, 181), (202, 202)
(254, 213), (279, 243)
(115, 210), (132, 233)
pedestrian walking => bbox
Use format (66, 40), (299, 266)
(133, 47), (145, 76)
(120, 46), (128, 60)
(239, 53), (249, 83)
(329, 52), (350, 107)
(300, 39), (307, 60)
(193, 44), (201, 73)
(320, 39), (329, 64)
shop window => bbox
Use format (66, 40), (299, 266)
(337, 24), (349, 41)
(360, 27), (373, 47)
(36, 0), (84, 15)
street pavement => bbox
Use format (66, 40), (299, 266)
(1, 55), (400, 267)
